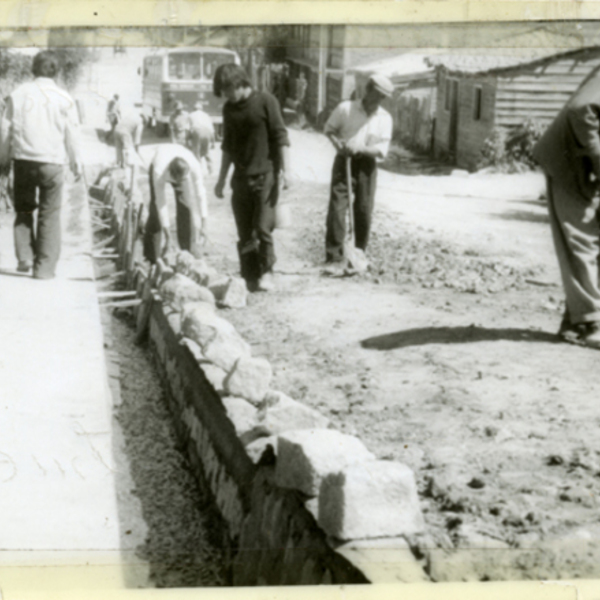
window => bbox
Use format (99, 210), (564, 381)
(473, 86), (483, 121)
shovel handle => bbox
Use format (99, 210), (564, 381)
(346, 156), (354, 238)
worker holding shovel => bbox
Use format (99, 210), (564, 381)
(323, 74), (393, 272)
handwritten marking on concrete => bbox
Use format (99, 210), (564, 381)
(32, 455), (47, 476)
(0, 451), (17, 482)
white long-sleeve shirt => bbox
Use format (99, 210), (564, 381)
(324, 99), (392, 160)
(0, 77), (81, 165)
(150, 144), (207, 229)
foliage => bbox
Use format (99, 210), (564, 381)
(478, 118), (546, 173)
(51, 47), (92, 90)
(0, 49), (32, 99)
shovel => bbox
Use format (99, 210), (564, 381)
(343, 156), (369, 273)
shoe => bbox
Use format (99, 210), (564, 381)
(580, 322), (600, 349)
(257, 272), (275, 292)
(557, 313), (585, 343)
(33, 271), (55, 280)
(16, 260), (32, 273)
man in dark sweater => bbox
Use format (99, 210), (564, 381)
(213, 64), (290, 292)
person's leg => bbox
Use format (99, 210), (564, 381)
(12, 160), (39, 270)
(546, 176), (600, 328)
(173, 186), (195, 253)
(251, 170), (277, 277)
(34, 163), (64, 279)
(231, 175), (260, 283)
(142, 165), (163, 264)
(325, 155), (348, 263)
(353, 156), (377, 251)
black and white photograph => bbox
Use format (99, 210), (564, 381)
(2, 16), (600, 594)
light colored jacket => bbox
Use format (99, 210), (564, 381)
(0, 77), (81, 166)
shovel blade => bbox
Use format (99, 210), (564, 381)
(344, 245), (369, 273)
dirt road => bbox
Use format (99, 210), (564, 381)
(187, 128), (600, 582)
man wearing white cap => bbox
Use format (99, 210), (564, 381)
(323, 73), (393, 264)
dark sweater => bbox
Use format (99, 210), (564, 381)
(222, 90), (290, 176)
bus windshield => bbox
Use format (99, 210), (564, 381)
(168, 52), (236, 81)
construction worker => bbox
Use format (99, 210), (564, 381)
(110, 110), (144, 168)
(169, 100), (190, 146)
(187, 101), (215, 174)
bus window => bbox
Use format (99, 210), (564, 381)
(168, 53), (202, 81)
(203, 53), (236, 79)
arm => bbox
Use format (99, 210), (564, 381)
(324, 104), (346, 153)
(215, 150), (232, 198)
(189, 159), (208, 225)
(567, 102), (600, 181)
(348, 112), (392, 161)
(0, 97), (13, 169)
(65, 99), (83, 176)
(152, 165), (170, 230)
(265, 94), (291, 185)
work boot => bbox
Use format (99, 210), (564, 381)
(257, 271), (275, 292)
(580, 321), (600, 349)
(16, 260), (32, 273)
(557, 312), (585, 343)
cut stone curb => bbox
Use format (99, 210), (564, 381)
(224, 356), (272, 405)
(275, 429), (375, 497)
(221, 396), (259, 445)
(318, 461), (425, 540)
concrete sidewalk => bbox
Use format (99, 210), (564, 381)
(0, 157), (147, 590)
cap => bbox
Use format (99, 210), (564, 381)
(368, 74), (394, 98)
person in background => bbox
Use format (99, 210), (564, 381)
(106, 94), (121, 130)
(187, 100), (215, 174)
(0, 50), (82, 279)
(143, 143), (207, 264)
(213, 63), (290, 293)
(533, 66), (600, 348)
(323, 74), (393, 265)
(110, 110), (144, 168)
(169, 100), (190, 146)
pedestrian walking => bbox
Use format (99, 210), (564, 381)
(143, 144), (207, 264)
(0, 50), (82, 279)
(110, 110), (144, 168)
(187, 101), (215, 174)
(533, 66), (600, 348)
(323, 74), (393, 265)
(213, 63), (290, 292)
(169, 100), (190, 146)
(106, 94), (121, 130)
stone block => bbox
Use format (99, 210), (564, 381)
(181, 303), (251, 371)
(221, 396), (259, 444)
(224, 357), (272, 405)
(174, 250), (196, 276)
(210, 277), (248, 309)
(275, 429), (375, 497)
(160, 273), (216, 311)
(201, 363), (228, 394)
(251, 391), (330, 437)
(189, 259), (220, 287)
(165, 309), (182, 337)
(245, 435), (278, 463)
(180, 337), (206, 362)
(318, 461), (425, 540)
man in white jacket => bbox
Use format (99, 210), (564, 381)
(0, 50), (82, 279)
(143, 143), (208, 264)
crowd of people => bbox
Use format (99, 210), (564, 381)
(5, 48), (600, 351)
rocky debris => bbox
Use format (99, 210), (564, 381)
(201, 363), (228, 394)
(180, 338), (205, 362)
(165, 308), (182, 337)
(275, 429), (375, 497)
(188, 259), (221, 288)
(160, 273), (216, 311)
(174, 251), (196, 277)
(210, 277), (248, 309)
(244, 435), (278, 463)
(181, 304), (251, 371)
(249, 390), (330, 438)
(318, 461), (425, 540)
(224, 357), (272, 406)
(220, 396), (259, 445)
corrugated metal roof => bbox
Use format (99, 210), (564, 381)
(347, 52), (436, 78)
(426, 46), (600, 75)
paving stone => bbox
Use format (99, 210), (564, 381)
(275, 429), (375, 497)
(224, 357), (272, 405)
(221, 396), (259, 444)
(160, 273), (216, 311)
(181, 303), (251, 371)
(174, 250), (196, 276)
(189, 259), (220, 287)
(201, 363), (228, 394)
(210, 276), (248, 308)
(251, 391), (330, 437)
(318, 461), (425, 540)
(245, 436), (278, 463)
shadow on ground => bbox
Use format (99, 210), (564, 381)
(361, 325), (558, 350)
(490, 209), (549, 224)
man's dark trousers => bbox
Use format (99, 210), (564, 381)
(325, 153), (377, 263)
(13, 159), (64, 278)
(143, 164), (193, 264)
(231, 169), (277, 282)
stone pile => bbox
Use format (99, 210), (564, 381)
(150, 250), (426, 547)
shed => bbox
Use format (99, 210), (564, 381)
(428, 46), (600, 169)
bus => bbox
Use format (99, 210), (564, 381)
(141, 47), (241, 135)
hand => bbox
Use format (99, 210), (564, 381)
(279, 170), (289, 191)
(583, 194), (600, 223)
(71, 159), (83, 178)
(214, 180), (225, 199)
